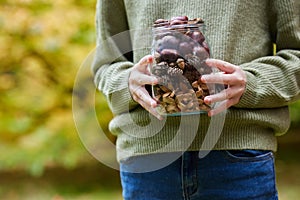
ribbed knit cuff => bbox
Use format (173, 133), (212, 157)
(107, 67), (140, 115)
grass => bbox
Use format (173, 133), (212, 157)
(0, 133), (299, 200)
(277, 161), (300, 199)
(0, 163), (123, 200)
(276, 134), (300, 200)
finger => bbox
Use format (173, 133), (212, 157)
(146, 105), (164, 121)
(205, 59), (237, 74)
(130, 72), (158, 86)
(137, 55), (154, 68)
(132, 86), (158, 108)
(209, 96), (240, 116)
(204, 86), (241, 104)
(204, 87), (230, 104)
(204, 90), (226, 105)
(201, 73), (231, 85)
(201, 72), (246, 86)
(130, 74), (158, 86)
(132, 55), (154, 76)
(208, 100), (228, 116)
(132, 89), (163, 120)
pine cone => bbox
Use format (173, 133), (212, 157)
(167, 67), (183, 76)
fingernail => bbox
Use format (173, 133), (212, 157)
(201, 75), (207, 82)
(157, 115), (164, 121)
(205, 59), (211, 64)
(204, 97), (211, 104)
(147, 56), (153, 63)
(150, 101), (157, 107)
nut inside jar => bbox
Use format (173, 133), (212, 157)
(151, 16), (215, 115)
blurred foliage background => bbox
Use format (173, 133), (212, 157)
(0, 0), (103, 177)
(0, 0), (299, 199)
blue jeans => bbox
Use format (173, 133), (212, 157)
(120, 150), (278, 200)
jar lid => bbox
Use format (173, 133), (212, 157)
(153, 17), (204, 29)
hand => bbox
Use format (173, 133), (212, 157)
(128, 55), (163, 120)
(201, 59), (247, 116)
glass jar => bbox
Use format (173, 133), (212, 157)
(150, 17), (217, 116)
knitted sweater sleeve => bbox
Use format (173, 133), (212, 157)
(236, 0), (300, 108)
(92, 0), (139, 115)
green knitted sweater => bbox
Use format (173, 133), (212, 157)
(92, 0), (300, 161)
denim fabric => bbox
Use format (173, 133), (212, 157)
(120, 150), (278, 200)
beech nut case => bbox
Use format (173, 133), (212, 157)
(150, 16), (218, 116)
